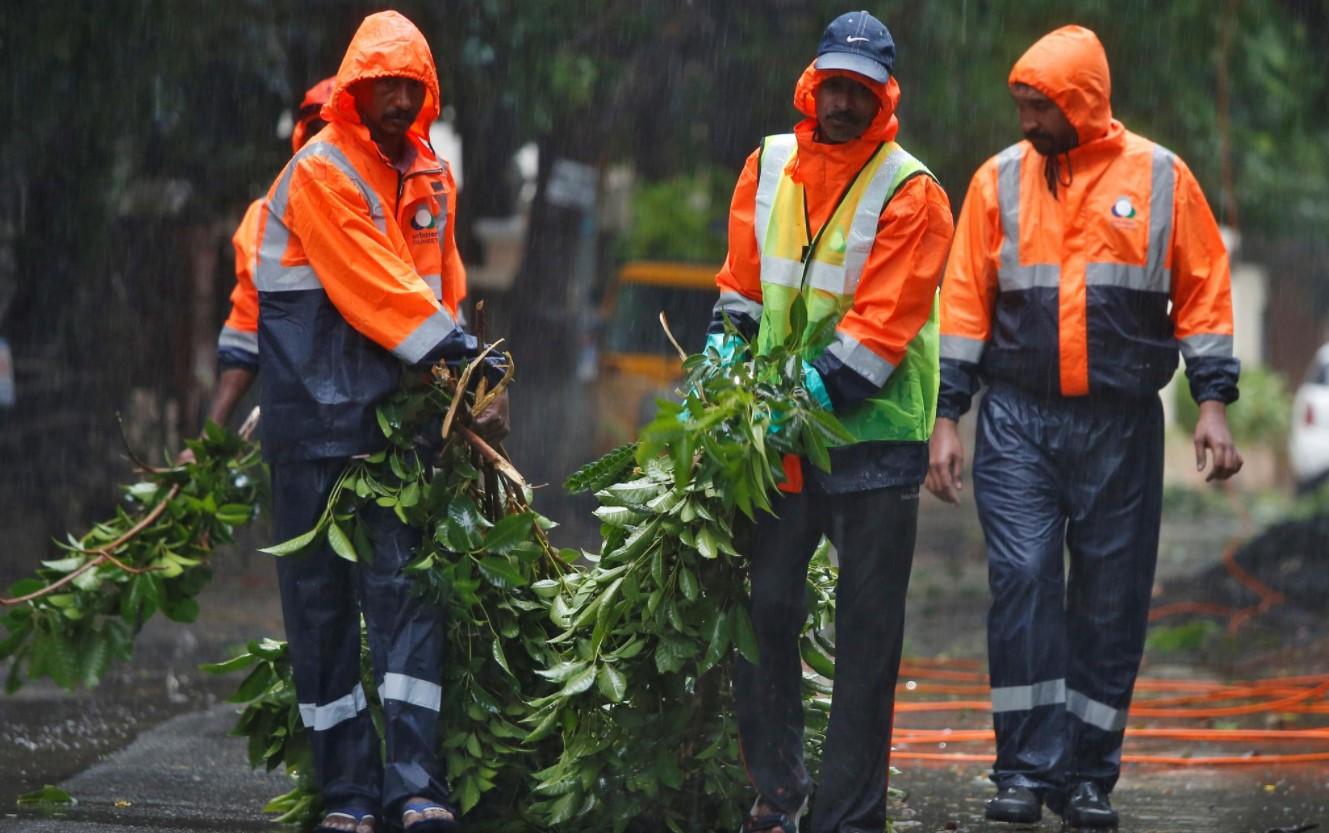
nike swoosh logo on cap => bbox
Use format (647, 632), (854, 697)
(846, 36), (870, 43)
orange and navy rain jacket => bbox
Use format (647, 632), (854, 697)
(938, 25), (1239, 420)
(712, 63), (954, 491)
(254, 11), (472, 462)
(216, 77), (337, 374)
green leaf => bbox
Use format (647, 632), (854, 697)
(484, 512), (536, 554)
(326, 521), (358, 563)
(16, 785), (75, 806)
(490, 638), (513, 677)
(596, 664), (627, 703)
(678, 566), (700, 600)
(445, 497), (488, 552)
(39, 556), (86, 573)
(229, 663), (276, 703)
(260, 523), (323, 557)
(558, 664), (598, 698)
(800, 635), (836, 679)
(200, 652), (259, 675)
(398, 481), (421, 508)
(564, 442), (638, 494)
(162, 596), (200, 623)
(535, 661), (588, 683)
(699, 608), (731, 674)
(523, 707), (561, 744)
(477, 555), (525, 589)
(376, 407), (394, 439)
(731, 606), (760, 664)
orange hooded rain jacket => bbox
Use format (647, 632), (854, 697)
(937, 25), (1238, 421)
(712, 63), (954, 491)
(254, 11), (473, 462)
(216, 77), (337, 373)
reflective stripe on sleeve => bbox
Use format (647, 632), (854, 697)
(421, 273), (442, 300)
(392, 307), (459, 365)
(298, 683), (367, 731)
(256, 141), (389, 293)
(380, 672), (442, 712)
(218, 325), (258, 355)
(714, 290), (763, 323)
(940, 334), (985, 363)
(826, 330), (895, 388)
(1179, 333), (1234, 359)
(990, 678), (1067, 713)
(1066, 688), (1128, 732)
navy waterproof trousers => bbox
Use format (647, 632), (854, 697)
(973, 384), (1163, 801)
(271, 459), (449, 816)
(734, 485), (918, 833)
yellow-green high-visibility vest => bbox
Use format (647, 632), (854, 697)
(753, 133), (940, 444)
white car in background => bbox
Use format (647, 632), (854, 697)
(1290, 343), (1329, 492)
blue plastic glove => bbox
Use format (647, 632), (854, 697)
(801, 360), (834, 411)
(704, 332), (746, 367)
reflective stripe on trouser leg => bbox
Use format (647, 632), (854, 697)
(733, 491), (821, 815)
(808, 486), (918, 833)
(272, 458), (380, 810)
(356, 501), (449, 813)
(973, 387), (1071, 795)
(1062, 398), (1163, 791)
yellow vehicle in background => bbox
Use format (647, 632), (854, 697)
(592, 261), (718, 452)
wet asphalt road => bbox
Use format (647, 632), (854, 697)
(1, 507), (1326, 831)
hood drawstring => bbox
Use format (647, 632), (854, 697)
(1044, 150), (1074, 198)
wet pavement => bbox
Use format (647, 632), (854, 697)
(0, 504), (1326, 831)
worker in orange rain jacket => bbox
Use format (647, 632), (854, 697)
(255, 12), (497, 833)
(208, 77), (334, 429)
(926, 25), (1243, 828)
(708, 12), (953, 833)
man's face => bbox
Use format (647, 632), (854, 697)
(1010, 83), (1077, 156)
(353, 76), (425, 140)
(815, 74), (880, 144)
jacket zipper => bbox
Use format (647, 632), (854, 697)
(396, 165), (444, 215)
(796, 141), (887, 291)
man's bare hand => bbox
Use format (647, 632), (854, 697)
(473, 391), (510, 445)
(925, 417), (965, 504)
(1194, 399), (1243, 482)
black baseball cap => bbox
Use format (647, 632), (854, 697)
(814, 10), (895, 84)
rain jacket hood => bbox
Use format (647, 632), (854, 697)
(1008, 25), (1114, 147)
(788, 62), (901, 189)
(321, 11), (441, 140)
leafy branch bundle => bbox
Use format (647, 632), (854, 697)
(526, 302), (853, 833)
(0, 421), (266, 693)
(238, 353), (576, 830)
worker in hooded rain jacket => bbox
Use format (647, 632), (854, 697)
(926, 25), (1243, 828)
(205, 76), (335, 431)
(255, 11), (496, 833)
(708, 11), (953, 833)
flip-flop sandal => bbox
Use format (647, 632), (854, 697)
(401, 799), (459, 833)
(740, 797), (806, 833)
(314, 809), (377, 833)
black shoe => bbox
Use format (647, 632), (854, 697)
(1063, 781), (1118, 828)
(984, 786), (1042, 823)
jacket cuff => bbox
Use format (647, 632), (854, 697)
(938, 359), (980, 420)
(810, 351), (879, 411)
(217, 347), (259, 373)
(1186, 356), (1241, 405)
